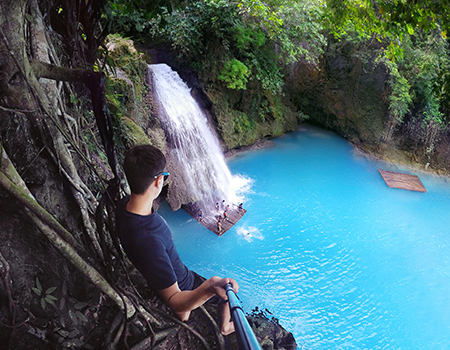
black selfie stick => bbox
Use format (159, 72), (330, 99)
(223, 282), (262, 350)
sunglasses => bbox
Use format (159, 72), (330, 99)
(154, 172), (170, 182)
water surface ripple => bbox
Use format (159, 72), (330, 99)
(159, 125), (450, 349)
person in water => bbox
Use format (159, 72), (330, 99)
(116, 145), (238, 335)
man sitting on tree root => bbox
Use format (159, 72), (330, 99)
(116, 144), (238, 335)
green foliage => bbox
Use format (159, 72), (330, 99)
(218, 59), (250, 90)
(265, 92), (285, 122)
(104, 34), (148, 91)
(237, 0), (284, 39)
(106, 0), (450, 147)
(401, 31), (450, 125)
(324, 0), (450, 60)
(150, 0), (240, 58)
(32, 277), (58, 310)
(234, 25), (266, 50)
(233, 113), (256, 133)
(52, 281), (91, 349)
(381, 59), (412, 123)
(252, 53), (285, 93)
(107, 0), (179, 37)
(370, 29), (450, 131)
(275, 1), (326, 63)
(144, 0), (326, 94)
(325, 1), (450, 129)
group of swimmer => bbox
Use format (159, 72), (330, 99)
(194, 200), (245, 233)
(215, 201), (229, 233)
(215, 200), (245, 233)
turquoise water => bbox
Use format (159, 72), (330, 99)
(159, 125), (450, 349)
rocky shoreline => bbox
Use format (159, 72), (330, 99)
(228, 122), (450, 181)
(353, 141), (450, 181)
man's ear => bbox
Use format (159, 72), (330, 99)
(155, 175), (164, 188)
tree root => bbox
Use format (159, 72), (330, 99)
(130, 327), (179, 350)
(0, 145), (83, 252)
(0, 164), (139, 320)
(0, 251), (15, 326)
(199, 305), (225, 350)
(104, 311), (125, 350)
(2, 24), (108, 263)
(143, 306), (212, 350)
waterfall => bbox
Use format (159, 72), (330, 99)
(149, 63), (237, 213)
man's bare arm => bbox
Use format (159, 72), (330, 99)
(157, 276), (239, 321)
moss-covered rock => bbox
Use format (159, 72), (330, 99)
(105, 35), (168, 159)
(285, 37), (450, 176)
(205, 85), (300, 150)
(285, 39), (390, 147)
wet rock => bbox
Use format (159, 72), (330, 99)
(248, 316), (297, 350)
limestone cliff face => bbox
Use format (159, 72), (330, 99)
(284, 39), (450, 175)
(108, 68), (190, 210)
(285, 40), (390, 148)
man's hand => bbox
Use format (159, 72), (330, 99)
(208, 276), (239, 300)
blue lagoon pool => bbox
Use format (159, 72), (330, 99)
(159, 125), (450, 349)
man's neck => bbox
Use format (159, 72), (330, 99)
(126, 193), (154, 216)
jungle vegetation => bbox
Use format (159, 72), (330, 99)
(111, 0), (450, 135)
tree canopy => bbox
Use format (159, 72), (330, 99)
(109, 0), (326, 93)
(107, 0), (450, 127)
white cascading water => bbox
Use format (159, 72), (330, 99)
(149, 63), (238, 212)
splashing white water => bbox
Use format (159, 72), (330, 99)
(231, 174), (253, 204)
(237, 226), (264, 242)
(149, 63), (240, 208)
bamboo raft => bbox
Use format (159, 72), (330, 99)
(378, 169), (426, 193)
(182, 202), (247, 236)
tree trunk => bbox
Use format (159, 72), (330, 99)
(0, 0), (36, 110)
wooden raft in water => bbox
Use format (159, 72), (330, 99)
(183, 203), (247, 236)
(378, 169), (426, 193)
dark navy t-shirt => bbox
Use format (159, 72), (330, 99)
(116, 196), (194, 291)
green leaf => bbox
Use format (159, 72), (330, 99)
(45, 294), (58, 302)
(76, 311), (88, 323)
(62, 281), (67, 296)
(36, 277), (42, 292)
(60, 316), (66, 328)
(59, 298), (66, 311)
(41, 298), (46, 310)
(45, 297), (56, 306)
(46, 286), (57, 295)
(58, 329), (69, 338)
(68, 329), (80, 338)
(74, 302), (88, 310)
(32, 287), (41, 296)
(69, 310), (78, 325)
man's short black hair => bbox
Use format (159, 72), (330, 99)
(124, 145), (166, 195)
